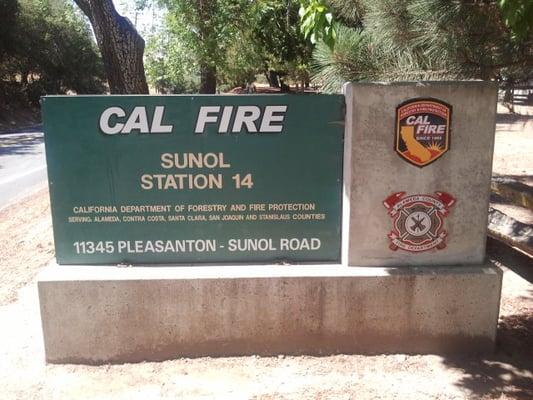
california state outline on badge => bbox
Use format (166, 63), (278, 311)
(395, 98), (452, 167)
(383, 192), (456, 253)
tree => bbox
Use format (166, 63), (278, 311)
(299, 0), (336, 49)
(1, 0), (105, 105)
(161, 0), (253, 93)
(153, 0), (314, 93)
(0, 0), (19, 59)
(311, 0), (533, 92)
(145, 27), (200, 93)
(499, 0), (533, 40)
(73, 0), (149, 94)
(252, 0), (313, 89)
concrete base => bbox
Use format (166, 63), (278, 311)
(38, 262), (502, 364)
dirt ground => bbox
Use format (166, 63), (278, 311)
(0, 187), (53, 304)
(0, 103), (532, 399)
(493, 103), (533, 179)
(0, 188), (531, 399)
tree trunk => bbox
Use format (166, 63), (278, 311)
(21, 71), (29, 85)
(269, 70), (280, 88)
(73, 0), (148, 94)
(197, 0), (217, 94)
(199, 64), (216, 94)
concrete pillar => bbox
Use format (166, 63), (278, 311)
(343, 82), (498, 267)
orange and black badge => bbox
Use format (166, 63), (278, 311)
(395, 98), (452, 167)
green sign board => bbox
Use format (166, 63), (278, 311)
(42, 95), (344, 265)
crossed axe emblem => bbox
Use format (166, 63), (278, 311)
(383, 191), (456, 252)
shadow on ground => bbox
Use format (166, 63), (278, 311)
(442, 306), (533, 400)
(492, 174), (533, 188)
(496, 112), (533, 125)
(0, 124), (42, 135)
(440, 239), (533, 399)
(0, 134), (44, 157)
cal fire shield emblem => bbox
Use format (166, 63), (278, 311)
(395, 98), (451, 167)
(383, 192), (456, 252)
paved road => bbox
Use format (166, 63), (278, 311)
(0, 131), (47, 210)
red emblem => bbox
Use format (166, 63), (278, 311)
(383, 192), (456, 252)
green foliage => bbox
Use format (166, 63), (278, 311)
(160, 0), (254, 82)
(312, 26), (373, 92)
(326, 0), (364, 27)
(0, 0), (105, 105)
(144, 28), (200, 93)
(299, 0), (336, 49)
(253, 1), (313, 83)
(146, 0), (314, 92)
(148, 0), (250, 92)
(219, 38), (263, 88)
(499, 0), (533, 40)
(312, 0), (533, 92)
(0, 0), (20, 57)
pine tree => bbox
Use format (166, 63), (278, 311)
(312, 0), (533, 92)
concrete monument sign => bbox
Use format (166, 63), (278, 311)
(42, 95), (344, 264)
(38, 82), (503, 364)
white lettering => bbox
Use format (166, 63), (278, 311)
(232, 106), (260, 133)
(195, 106), (220, 133)
(259, 105), (287, 132)
(99, 107), (125, 134)
(122, 106), (149, 133)
(150, 106), (173, 133)
(219, 106), (233, 133)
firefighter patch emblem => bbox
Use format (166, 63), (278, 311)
(395, 98), (451, 167)
(383, 192), (456, 252)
